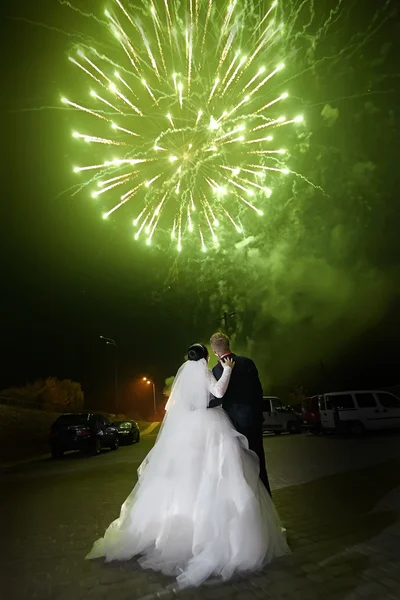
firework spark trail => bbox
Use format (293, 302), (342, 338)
(307, 89), (396, 107)
(57, 0), (108, 24)
(280, 0), (310, 45)
(289, 172), (329, 197)
(279, 0), (393, 85)
(7, 16), (95, 44)
(200, 0), (213, 55)
(291, 0), (317, 46)
(280, 7), (392, 93)
(63, 0), (311, 251)
(339, 0), (394, 63)
(312, 0), (345, 46)
(301, 0), (392, 72)
(7, 105), (95, 113)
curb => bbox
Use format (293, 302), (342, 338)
(141, 422), (161, 436)
(0, 452), (50, 471)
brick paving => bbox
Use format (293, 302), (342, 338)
(1, 436), (400, 600)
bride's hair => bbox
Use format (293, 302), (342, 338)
(187, 343), (209, 362)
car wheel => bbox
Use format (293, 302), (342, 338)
(51, 446), (64, 459)
(110, 436), (119, 450)
(287, 421), (300, 434)
(310, 425), (322, 435)
(92, 438), (101, 455)
(274, 431), (282, 436)
(135, 431), (140, 443)
(349, 421), (365, 436)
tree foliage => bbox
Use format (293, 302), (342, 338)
(1, 378), (84, 412)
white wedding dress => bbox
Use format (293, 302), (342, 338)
(86, 359), (290, 588)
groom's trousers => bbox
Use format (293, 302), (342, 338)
(226, 404), (272, 496)
(241, 425), (272, 496)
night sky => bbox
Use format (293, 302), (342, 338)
(2, 0), (399, 415)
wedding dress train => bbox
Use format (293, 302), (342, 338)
(86, 359), (290, 587)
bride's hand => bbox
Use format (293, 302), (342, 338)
(221, 357), (235, 369)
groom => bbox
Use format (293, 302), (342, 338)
(208, 332), (271, 496)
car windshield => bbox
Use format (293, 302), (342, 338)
(55, 414), (89, 426)
(114, 421), (132, 428)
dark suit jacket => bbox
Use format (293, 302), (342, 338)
(209, 353), (264, 429)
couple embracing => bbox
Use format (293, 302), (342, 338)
(87, 332), (289, 588)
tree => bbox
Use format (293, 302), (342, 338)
(163, 376), (175, 398)
(40, 378), (84, 412)
(0, 378), (84, 412)
(287, 385), (307, 407)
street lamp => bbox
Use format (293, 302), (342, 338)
(143, 377), (157, 416)
(100, 336), (118, 412)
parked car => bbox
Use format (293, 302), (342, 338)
(49, 413), (119, 458)
(262, 396), (302, 435)
(319, 390), (400, 435)
(113, 420), (140, 445)
(300, 396), (323, 434)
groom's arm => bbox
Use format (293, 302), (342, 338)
(208, 395), (222, 408)
(248, 360), (264, 423)
(248, 359), (263, 402)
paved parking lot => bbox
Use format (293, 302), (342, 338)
(2, 431), (400, 599)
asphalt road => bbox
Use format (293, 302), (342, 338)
(4, 428), (400, 487)
(2, 430), (400, 600)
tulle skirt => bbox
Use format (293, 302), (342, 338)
(86, 407), (290, 588)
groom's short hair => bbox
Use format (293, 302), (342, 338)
(210, 332), (230, 353)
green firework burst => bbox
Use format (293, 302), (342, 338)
(63, 0), (304, 251)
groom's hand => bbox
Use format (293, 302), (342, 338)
(208, 395), (222, 409)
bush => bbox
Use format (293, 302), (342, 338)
(1, 378), (84, 413)
(0, 405), (58, 464)
(163, 376), (175, 398)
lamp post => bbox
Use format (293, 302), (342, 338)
(143, 377), (157, 416)
(100, 336), (118, 412)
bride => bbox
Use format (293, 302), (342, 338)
(86, 343), (290, 588)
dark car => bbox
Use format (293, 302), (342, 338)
(49, 413), (119, 458)
(113, 420), (140, 445)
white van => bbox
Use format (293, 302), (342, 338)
(319, 390), (400, 434)
(262, 396), (302, 435)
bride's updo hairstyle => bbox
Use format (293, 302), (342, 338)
(187, 343), (209, 362)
